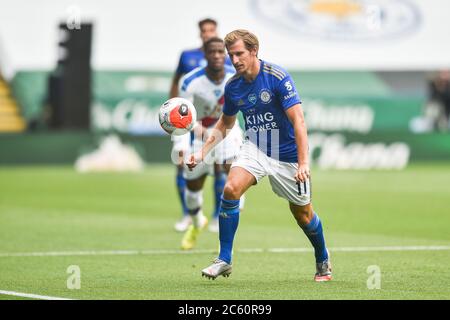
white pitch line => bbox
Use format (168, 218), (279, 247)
(270, 245), (450, 253)
(0, 245), (449, 258)
(0, 290), (73, 300)
(0, 249), (217, 257)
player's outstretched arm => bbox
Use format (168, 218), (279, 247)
(286, 103), (310, 183)
(186, 114), (236, 169)
(169, 73), (182, 98)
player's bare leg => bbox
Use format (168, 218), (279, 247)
(223, 166), (256, 198)
(223, 163), (246, 211)
(290, 203), (332, 282)
(181, 174), (209, 250)
(202, 167), (255, 279)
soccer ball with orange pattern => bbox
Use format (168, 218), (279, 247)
(159, 97), (197, 136)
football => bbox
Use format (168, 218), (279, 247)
(158, 97), (197, 135)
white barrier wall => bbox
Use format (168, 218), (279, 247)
(0, 0), (449, 75)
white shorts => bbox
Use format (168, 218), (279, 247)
(184, 123), (243, 180)
(171, 133), (191, 161)
(231, 140), (311, 206)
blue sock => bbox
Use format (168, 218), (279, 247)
(218, 197), (240, 264)
(176, 168), (188, 216)
(301, 213), (328, 263)
(213, 172), (226, 219)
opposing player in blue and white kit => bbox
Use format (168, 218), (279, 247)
(170, 18), (234, 233)
(178, 37), (243, 249)
(187, 30), (332, 281)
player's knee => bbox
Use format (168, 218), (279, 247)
(223, 182), (242, 200)
(185, 189), (203, 210)
(290, 203), (314, 225)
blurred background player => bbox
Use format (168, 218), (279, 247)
(428, 70), (450, 132)
(178, 37), (243, 249)
(187, 30), (331, 281)
(170, 18), (233, 232)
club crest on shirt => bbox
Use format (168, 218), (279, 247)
(259, 89), (272, 104)
(248, 93), (257, 105)
(188, 59), (197, 67)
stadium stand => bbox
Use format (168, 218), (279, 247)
(0, 72), (25, 133)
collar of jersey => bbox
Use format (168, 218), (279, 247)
(205, 68), (227, 86)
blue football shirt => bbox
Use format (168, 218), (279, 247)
(176, 48), (233, 75)
(223, 60), (301, 163)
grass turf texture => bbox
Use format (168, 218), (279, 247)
(0, 164), (449, 300)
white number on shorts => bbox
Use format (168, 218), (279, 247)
(296, 181), (308, 195)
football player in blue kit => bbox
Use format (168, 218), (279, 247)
(170, 18), (233, 233)
(187, 29), (332, 282)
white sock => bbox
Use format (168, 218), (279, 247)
(239, 194), (245, 210)
(192, 210), (206, 228)
(185, 189), (204, 228)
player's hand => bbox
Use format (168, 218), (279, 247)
(295, 163), (310, 183)
(185, 151), (203, 171)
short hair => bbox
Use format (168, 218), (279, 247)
(198, 18), (217, 29)
(203, 37), (224, 52)
(224, 29), (259, 53)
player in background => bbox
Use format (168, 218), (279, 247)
(187, 30), (332, 281)
(178, 37), (243, 249)
(170, 18), (233, 233)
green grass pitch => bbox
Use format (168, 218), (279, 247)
(0, 164), (449, 300)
